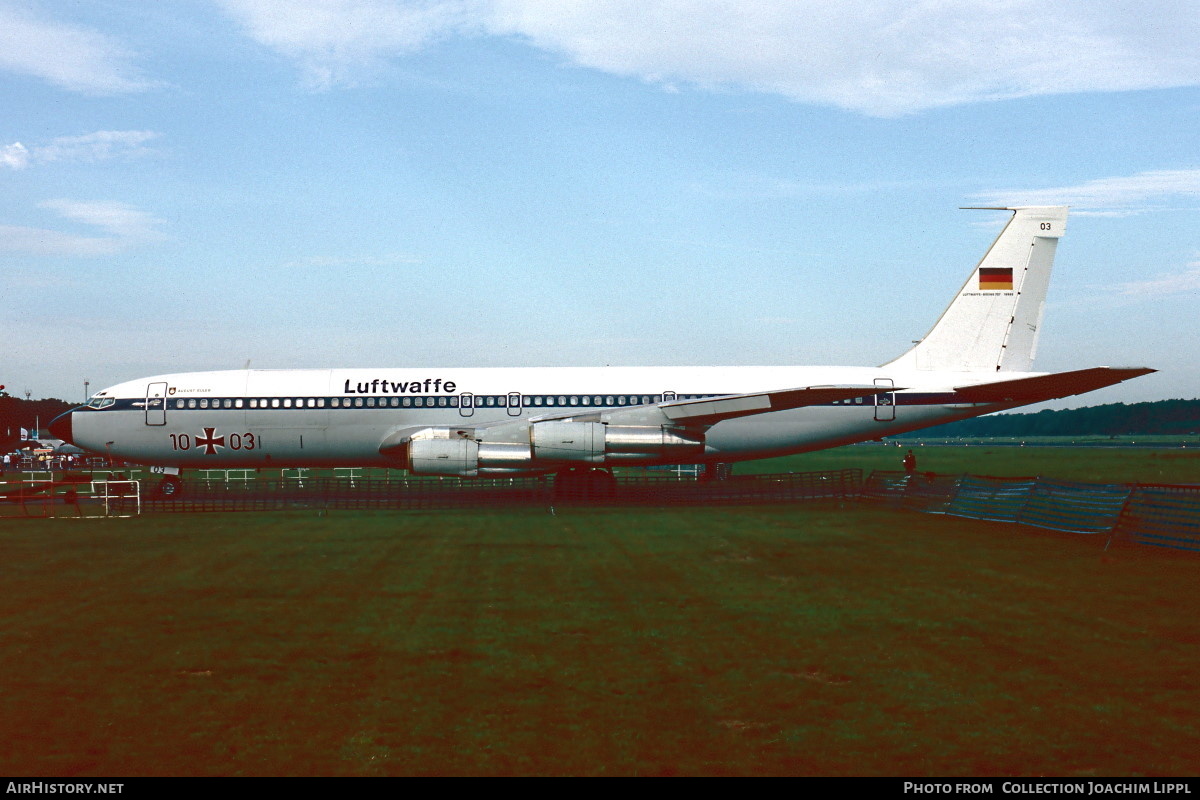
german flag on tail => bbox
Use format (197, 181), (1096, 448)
(979, 267), (1013, 290)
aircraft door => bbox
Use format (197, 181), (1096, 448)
(459, 392), (474, 417)
(145, 382), (167, 426)
(874, 378), (895, 422)
(507, 392), (521, 416)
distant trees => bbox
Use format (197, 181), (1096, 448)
(0, 392), (74, 452)
(898, 399), (1200, 438)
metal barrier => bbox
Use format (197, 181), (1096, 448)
(1112, 484), (1200, 552)
(133, 469), (864, 513)
(9, 466), (1198, 553)
(90, 479), (141, 518)
(863, 470), (1200, 552)
(1020, 478), (1132, 534)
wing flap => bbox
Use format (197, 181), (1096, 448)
(660, 385), (896, 426)
(952, 367), (1155, 403)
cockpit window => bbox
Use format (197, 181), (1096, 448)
(86, 397), (115, 409)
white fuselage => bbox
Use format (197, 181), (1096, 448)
(67, 365), (1010, 471)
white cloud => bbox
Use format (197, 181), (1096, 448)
(0, 2), (159, 93)
(0, 224), (121, 257)
(39, 199), (165, 240)
(0, 131), (159, 170)
(1116, 261), (1200, 297)
(217, 0), (1200, 115)
(971, 169), (1200, 213)
(1, 142), (30, 169)
(0, 200), (165, 257)
(281, 254), (424, 268)
(216, 0), (479, 90)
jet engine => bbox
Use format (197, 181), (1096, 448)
(396, 422), (705, 477)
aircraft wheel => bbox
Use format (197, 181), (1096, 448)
(157, 476), (183, 498)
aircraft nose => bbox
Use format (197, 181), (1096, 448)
(49, 410), (74, 445)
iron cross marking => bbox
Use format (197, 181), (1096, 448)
(195, 427), (225, 455)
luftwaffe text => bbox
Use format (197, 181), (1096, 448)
(343, 378), (457, 394)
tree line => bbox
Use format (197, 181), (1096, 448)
(896, 399), (1200, 438)
(0, 393), (74, 453)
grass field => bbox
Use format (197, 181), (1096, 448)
(2, 500), (1199, 776)
(737, 441), (1200, 485)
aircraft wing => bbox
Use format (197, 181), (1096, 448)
(657, 385), (896, 426)
(952, 367), (1156, 403)
(520, 385), (894, 427)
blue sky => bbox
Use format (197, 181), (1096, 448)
(3, 0), (1198, 408)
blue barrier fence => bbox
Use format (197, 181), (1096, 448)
(1113, 485), (1200, 552)
(863, 471), (1200, 552)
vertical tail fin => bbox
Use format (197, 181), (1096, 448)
(883, 206), (1068, 373)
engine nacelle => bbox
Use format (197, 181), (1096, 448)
(531, 422), (606, 463)
(531, 422), (704, 463)
(404, 428), (537, 477)
(400, 423), (705, 477)
(408, 437), (480, 477)
(604, 425), (705, 461)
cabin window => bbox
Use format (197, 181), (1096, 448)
(581, 396), (591, 406)
(188, 399), (197, 409)
(533, 396), (543, 406)
(176, 400), (185, 409)
(199, 399), (208, 409)
(438, 397), (448, 407)
(367, 397), (376, 407)
(235, 399), (243, 408)
(569, 396), (578, 406)
(271, 399), (280, 408)
(485, 396), (495, 407)
(415, 397), (425, 407)
(353, 398), (363, 408)
(402, 397), (411, 407)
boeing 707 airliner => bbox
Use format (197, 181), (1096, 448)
(50, 206), (1153, 497)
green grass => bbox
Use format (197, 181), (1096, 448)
(2, 505), (1199, 776)
(733, 442), (1200, 485)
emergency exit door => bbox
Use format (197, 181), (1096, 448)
(145, 382), (167, 425)
(874, 378), (895, 422)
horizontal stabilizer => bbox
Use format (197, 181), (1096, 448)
(661, 385), (896, 426)
(952, 367), (1156, 404)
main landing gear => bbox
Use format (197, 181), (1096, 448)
(553, 467), (617, 502)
